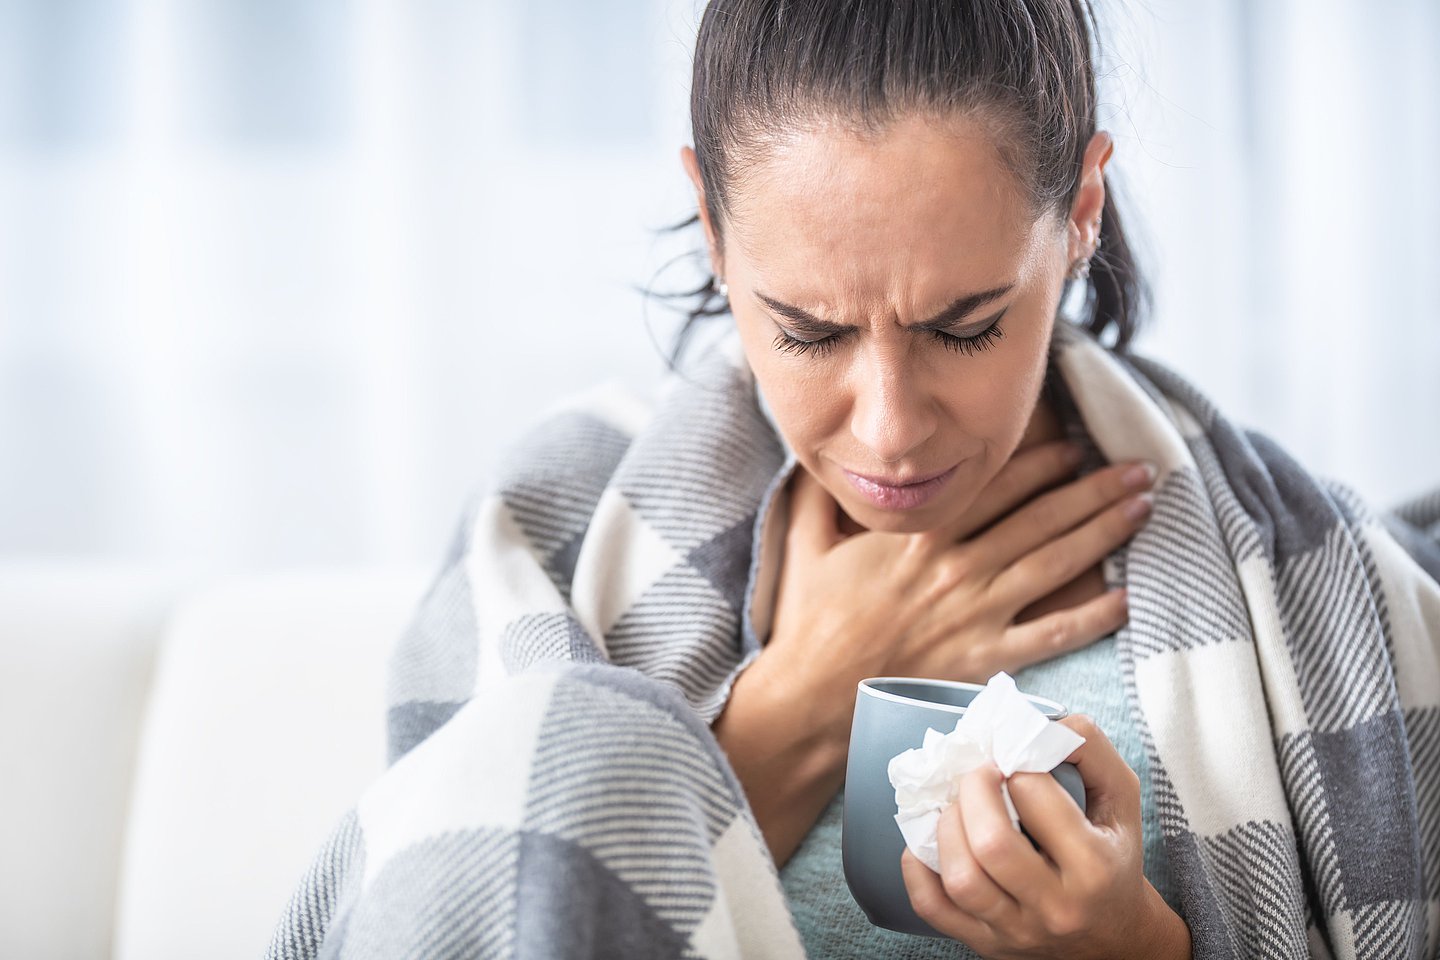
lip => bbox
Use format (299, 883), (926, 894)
(846, 465), (956, 487)
(842, 463), (960, 510)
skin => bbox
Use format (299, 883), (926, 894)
(685, 113), (1099, 537)
(680, 112), (1191, 959)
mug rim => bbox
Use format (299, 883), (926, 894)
(856, 676), (1069, 719)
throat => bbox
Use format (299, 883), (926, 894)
(1015, 384), (1067, 453)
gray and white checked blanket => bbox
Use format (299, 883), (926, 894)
(267, 323), (1440, 959)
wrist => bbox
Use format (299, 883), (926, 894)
(742, 638), (858, 751)
(1127, 883), (1190, 960)
(711, 646), (854, 866)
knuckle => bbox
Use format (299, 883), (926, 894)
(1027, 494), (1065, 532)
(1111, 496), (1148, 530)
(1042, 903), (1090, 939)
(1103, 499), (1135, 531)
(1012, 928), (1044, 953)
(1043, 618), (1073, 653)
(906, 878), (942, 919)
(899, 537), (942, 581)
(901, 529), (937, 558)
(1007, 770), (1045, 799)
(970, 827), (1013, 864)
(1106, 462), (1141, 496)
(1066, 713), (1100, 738)
(1035, 549), (1071, 584)
(940, 864), (985, 905)
(933, 552), (975, 590)
(961, 638), (1009, 683)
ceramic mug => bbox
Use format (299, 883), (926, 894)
(841, 677), (1087, 938)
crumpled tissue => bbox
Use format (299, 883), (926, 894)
(886, 671), (1085, 872)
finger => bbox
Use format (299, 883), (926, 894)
(785, 465), (841, 556)
(1055, 715), (1141, 829)
(934, 797), (1020, 924)
(990, 491), (1152, 610)
(1000, 588), (1129, 671)
(1005, 769), (1095, 873)
(900, 847), (994, 946)
(957, 763), (1061, 904)
(977, 460), (1156, 569)
(930, 441), (1084, 543)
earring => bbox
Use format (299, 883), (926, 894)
(716, 279), (730, 300)
(1067, 216), (1102, 280)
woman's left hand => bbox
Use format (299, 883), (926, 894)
(899, 715), (1192, 960)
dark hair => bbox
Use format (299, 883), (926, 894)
(656, 0), (1148, 368)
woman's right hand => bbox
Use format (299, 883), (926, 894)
(762, 441), (1156, 700)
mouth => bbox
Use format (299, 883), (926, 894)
(841, 463), (960, 511)
(844, 465), (956, 487)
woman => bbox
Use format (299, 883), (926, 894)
(679, 4), (1189, 949)
(268, 1), (1440, 958)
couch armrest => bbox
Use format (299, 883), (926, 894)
(112, 568), (428, 960)
(0, 563), (187, 960)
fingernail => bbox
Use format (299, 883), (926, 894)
(1125, 492), (1153, 521)
(1122, 461), (1158, 489)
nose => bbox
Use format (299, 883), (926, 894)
(849, 353), (938, 464)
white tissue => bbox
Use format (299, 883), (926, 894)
(886, 671), (1085, 872)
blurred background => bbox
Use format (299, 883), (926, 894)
(0, 2), (1438, 958)
(1, 0), (1436, 576)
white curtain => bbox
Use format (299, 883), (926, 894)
(0, 0), (1436, 572)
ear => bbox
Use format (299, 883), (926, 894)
(680, 145), (726, 280)
(1066, 131), (1115, 261)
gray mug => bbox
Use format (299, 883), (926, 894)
(841, 677), (1087, 938)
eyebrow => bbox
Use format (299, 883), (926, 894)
(755, 283), (1015, 335)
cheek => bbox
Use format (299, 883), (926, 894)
(736, 319), (836, 426)
(757, 365), (838, 442)
(945, 328), (1051, 422)
(936, 325), (1055, 470)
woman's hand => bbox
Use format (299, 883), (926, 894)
(713, 441), (1155, 868)
(764, 440), (1155, 699)
(899, 716), (1191, 960)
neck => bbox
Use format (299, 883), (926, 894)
(1016, 385), (1066, 452)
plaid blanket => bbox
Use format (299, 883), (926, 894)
(266, 324), (1440, 959)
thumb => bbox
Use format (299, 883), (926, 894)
(786, 465), (841, 556)
(1057, 715), (1137, 828)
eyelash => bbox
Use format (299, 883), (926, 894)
(770, 319), (1007, 359)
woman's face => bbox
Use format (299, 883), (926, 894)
(683, 113), (1110, 534)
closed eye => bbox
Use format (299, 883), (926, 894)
(770, 313), (1007, 358)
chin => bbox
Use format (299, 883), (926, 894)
(830, 456), (983, 536)
(864, 518), (931, 535)
(844, 503), (950, 535)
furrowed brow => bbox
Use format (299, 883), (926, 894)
(755, 284), (1015, 334)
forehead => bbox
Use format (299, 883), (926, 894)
(724, 113), (1043, 297)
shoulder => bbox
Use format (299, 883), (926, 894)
(452, 341), (758, 550)
(488, 378), (656, 495)
(483, 328), (756, 501)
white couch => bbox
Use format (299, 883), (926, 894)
(0, 562), (432, 959)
